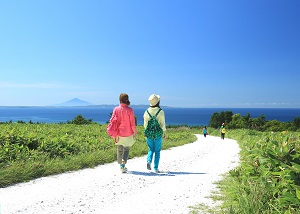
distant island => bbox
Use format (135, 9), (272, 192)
(55, 98), (155, 108)
(56, 98), (94, 106)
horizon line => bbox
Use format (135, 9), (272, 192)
(0, 105), (300, 109)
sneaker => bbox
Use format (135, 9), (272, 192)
(147, 163), (151, 170)
(121, 167), (128, 173)
(120, 164), (127, 173)
(154, 170), (161, 173)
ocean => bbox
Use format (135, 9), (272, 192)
(0, 106), (299, 126)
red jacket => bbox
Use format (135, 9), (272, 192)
(111, 104), (137, 137)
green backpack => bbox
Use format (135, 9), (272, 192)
(144, 108), (163, 139)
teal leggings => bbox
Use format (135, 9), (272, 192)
(146, 137), (162, 170)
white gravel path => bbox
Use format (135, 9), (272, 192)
(0, 134), (240, 214)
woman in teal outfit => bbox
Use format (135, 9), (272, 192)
(143, 94), (167, 173)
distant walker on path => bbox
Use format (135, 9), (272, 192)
(220, 123), (226, 140)
(203, 126), (208, 137)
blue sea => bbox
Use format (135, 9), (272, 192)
(0, 106), (299, 126)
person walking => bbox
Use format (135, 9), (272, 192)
(203, 126), (208, 137)
(109, 93), (137, 173)
(220, 123), (226, 140)
(143, 94), (167, 173)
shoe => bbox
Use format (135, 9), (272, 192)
(154, 170), (161, 173)
(147, 163), (151, 170)
(121, 167), (128, 173)
(120, 164), (127, 173)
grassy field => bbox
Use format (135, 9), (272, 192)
(202, 128), (300, 214)
(0, 123), (199, 187)
(2, 123), (299, 213)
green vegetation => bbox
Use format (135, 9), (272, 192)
(194, 111), (300, 213)
(209, 111), (300, 131)
(199, 129), (300, 214)
(0, 123), (197, 187)
(2, 111), (300, 213)
(71, 114), (93, 125)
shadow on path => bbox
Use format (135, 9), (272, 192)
(128, 171), (206, 177)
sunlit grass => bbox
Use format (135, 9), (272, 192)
(192, 129), (300, 214)
(0, 124), (198, 187)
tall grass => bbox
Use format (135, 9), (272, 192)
(0, 124), (198, 187)
(206, 129), (300, 214)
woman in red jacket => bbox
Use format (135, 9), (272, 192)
(110, 93), (137, 173)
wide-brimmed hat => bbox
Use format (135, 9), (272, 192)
(148, 94), (160, 106)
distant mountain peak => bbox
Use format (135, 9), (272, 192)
(57, 98), (94, 106)
(69, 98), (85, 102)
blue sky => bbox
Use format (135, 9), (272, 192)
(0, 0), (299, 108)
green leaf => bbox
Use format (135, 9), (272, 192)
(290, 162), (300, 173)
(296, 188), (300, 200)
(280, 191), (300, 205)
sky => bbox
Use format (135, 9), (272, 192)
(0, 0), (299, 108)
